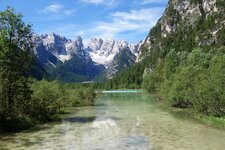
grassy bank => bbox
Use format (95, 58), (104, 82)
(196, 115), (225, 129)
(151, 93), (225, 129)
(143, 48), (225, 129)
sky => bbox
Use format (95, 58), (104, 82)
(0, 0), (168, 44)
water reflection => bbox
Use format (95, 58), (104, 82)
(64, 116), (96, 123)
(1, 91), (225, 150)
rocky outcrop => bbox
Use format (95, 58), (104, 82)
(87, 38), (140, 66)
(137, 0), (225, 62)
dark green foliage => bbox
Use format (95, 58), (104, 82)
(51, 55), (105, 83)
(149, 24), (161, 40)
(142, 68), (163, 93)
(29, 59), (50, 80)
(67, 88), (96, 107)
(106, 43), (164, 89)
(143, 48), (225, 117)
(190, 0), (202, 5)
(63, 82), (96, 107)
(94, 72), (108, 83)
(217, 27), (225, 46)
(112, 3), (220, 89)
(160, 16), (217, 54)
(139, 0), (224, 63)
(53, 72), (89, 83)
(0, 7), (33, 125)
(216, 0), (225, 8)
(29, 80), (66, 121)
(106, 62), (145, 89)
(120, 11), (222, 90)
(0, 8), (56, 131)
(192, 52), (225, 116)
(58, 82), (97, 107)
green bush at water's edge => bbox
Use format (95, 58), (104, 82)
(0, 80), (97, 132)
(143, 48), (225, 118)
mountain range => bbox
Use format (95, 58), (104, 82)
(32, 33), (141, 82)
(32, 0), (225, 84)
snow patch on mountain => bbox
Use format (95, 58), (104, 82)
(58, 55), (71, 62)
(87, 38), (141, 66)
(33, 33), (88, 64)
(33, 33), (142, 80)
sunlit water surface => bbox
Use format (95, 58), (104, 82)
(1, 90), (225, 150)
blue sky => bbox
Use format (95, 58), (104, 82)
(0, 0), (168, 44)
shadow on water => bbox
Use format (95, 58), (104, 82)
(169, 109), (194, 119)
(21, 123), (58, 134)
(63, 116), (122, 123)
(94, 103), (107, 107)
(63, 116), (96, 123)
(0, 120), (58, 136)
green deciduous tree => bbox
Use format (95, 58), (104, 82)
(0, 7), (33, 121)
(30, 80), (66, 121)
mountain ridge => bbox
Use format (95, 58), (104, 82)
(137, 0), (225, 62)
(32, 33), (141, 82)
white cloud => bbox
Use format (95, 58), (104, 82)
(42, 4), (64, 13)
(36, 5), (165, 44)
(80, 0), (118, 7)
(81, 0), (104, 4)
(139, 0), (167, 4)
(93, 20), (138, 38)
(38, 3), (75, 20)
(111, 8), (162, 21)
(90, 8), (164, 40)
(64, 9), (76, 16)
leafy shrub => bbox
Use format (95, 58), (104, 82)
(29, 80), (66, 121)
(143, 48), (225, 116)
(67, 88), (96, 107)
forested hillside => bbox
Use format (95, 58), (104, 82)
(110, 0), (225, 86)
(109, 0), (225, 117)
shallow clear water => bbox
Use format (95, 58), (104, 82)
(100, 90), (144, 93)
(1, 90), (225, 150)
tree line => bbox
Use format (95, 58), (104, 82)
(143, 48), (225, 117)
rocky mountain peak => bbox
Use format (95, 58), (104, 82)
(75, 36), (83, 43)
(74, 36), (84, 50)
(33, 33), (142, 81)
(33, 34), (86, 63)
(45, 33), (67, 43)
(137, 0), (225, 62)
(160, 0), (219, 38)
(87, 38), (104, 52)
(87, 38), (141, 66)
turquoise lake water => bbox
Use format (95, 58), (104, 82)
(1, 90), (225, 149)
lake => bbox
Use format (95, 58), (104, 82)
(1, 90), (225, 149)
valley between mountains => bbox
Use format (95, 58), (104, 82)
(33, 33), (141, 82)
